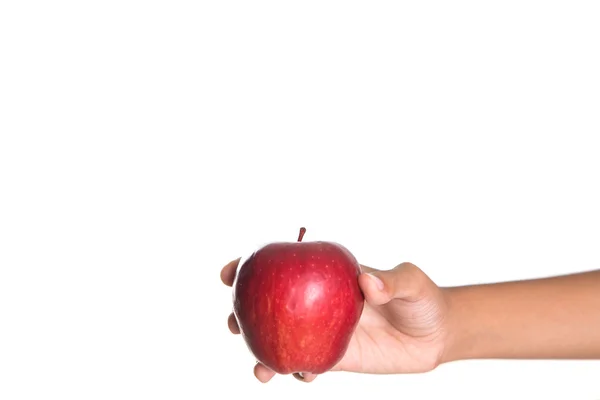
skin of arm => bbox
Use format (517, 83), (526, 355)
(441, 270), (600, 363)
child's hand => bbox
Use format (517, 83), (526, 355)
(221, 259), (450, 383)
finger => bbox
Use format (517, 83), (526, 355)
(228, 312), (240, 334)
(358, 272), (389, 306)
(254, 362), (276, 383)
(358, 262), (425, 306)
(293, 372), (318, 383)
(220, 258), (241, 287)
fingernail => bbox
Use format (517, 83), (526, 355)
(368, 273), (385, 291)
(293, 372), (305, 381)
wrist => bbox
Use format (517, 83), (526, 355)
(439, 285), (478, 364)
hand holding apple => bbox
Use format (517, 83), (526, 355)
(221, 232), (450, 383)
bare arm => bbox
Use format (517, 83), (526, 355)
(441, 270), (600, 363)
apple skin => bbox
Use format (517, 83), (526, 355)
(232, 234), (364, 375)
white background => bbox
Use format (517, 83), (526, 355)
(1, 1), (599, 399)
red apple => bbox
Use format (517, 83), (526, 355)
(232, 227), (364, 375)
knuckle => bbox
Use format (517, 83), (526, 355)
(398, 261), (421, 275)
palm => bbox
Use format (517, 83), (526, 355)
(335, 296), (446, 374)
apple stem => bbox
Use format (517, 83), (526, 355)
(297, 227), (306, 242)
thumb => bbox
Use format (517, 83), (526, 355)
(358, 262), (426, 306)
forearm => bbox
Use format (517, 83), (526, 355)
(441, 270), (600, 363)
